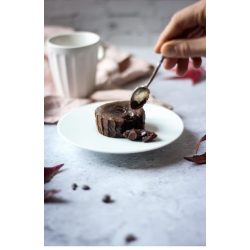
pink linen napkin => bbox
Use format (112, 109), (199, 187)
(95, 46), (154, 90)
(44, 96), (91, 124)
(44, 26), (173, 124)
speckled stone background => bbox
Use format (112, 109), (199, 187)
(44, 46), (206, 246)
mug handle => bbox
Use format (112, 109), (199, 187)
(97, 41), (105, 61)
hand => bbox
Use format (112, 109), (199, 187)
(154, 0), (206, 76)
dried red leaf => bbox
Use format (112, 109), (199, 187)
(44, 189), (60, 200)
(44, 164), (64, 183)
(185, 135), (206, 164)
(167, 61), (206, 84)
(184, 153), (206, 164)
(196, 135), (206, 153)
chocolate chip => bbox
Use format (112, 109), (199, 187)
(102, 194), (114, 203)
(72, 183), (77, 190)
(125, 234), (137, 243)
(123, 129), (157, 142)
(82, 185), (90, 190)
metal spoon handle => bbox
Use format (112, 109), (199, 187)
(145, 56), (165, 88)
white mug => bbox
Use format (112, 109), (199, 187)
(46, 32), (104, 98)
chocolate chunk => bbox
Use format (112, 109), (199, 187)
(95, 101), (145, 138)
(82, 185), (90, 190)
(123, 129), (141, 141)
(123, 128), (138, 141)
(142, 131), (157, 142)
(72, 183), (78, 190)
(102, 194), (114, 203)
(123, 129), (157, 142)
(125, 234), (137, 243)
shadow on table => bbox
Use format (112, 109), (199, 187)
(85, 128), (198, 170)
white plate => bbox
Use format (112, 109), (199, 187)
(57, 101), (184, 154)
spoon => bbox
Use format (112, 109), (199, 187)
(130, 56), (165, 109)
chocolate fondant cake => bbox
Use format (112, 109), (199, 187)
(95, 101), (145, 138)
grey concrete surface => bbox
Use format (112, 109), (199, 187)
(44, 47), (206, 246)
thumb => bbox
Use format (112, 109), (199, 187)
(161, 37), (206, 58)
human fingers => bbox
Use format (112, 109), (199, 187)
(163, 58), (178, 70)
(154, 0), (206, 53)
(161, 37), (206, 58)
(189, 27), (206, 39)
(176, 58), (189, 76)
(191, 57), (202, 69)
